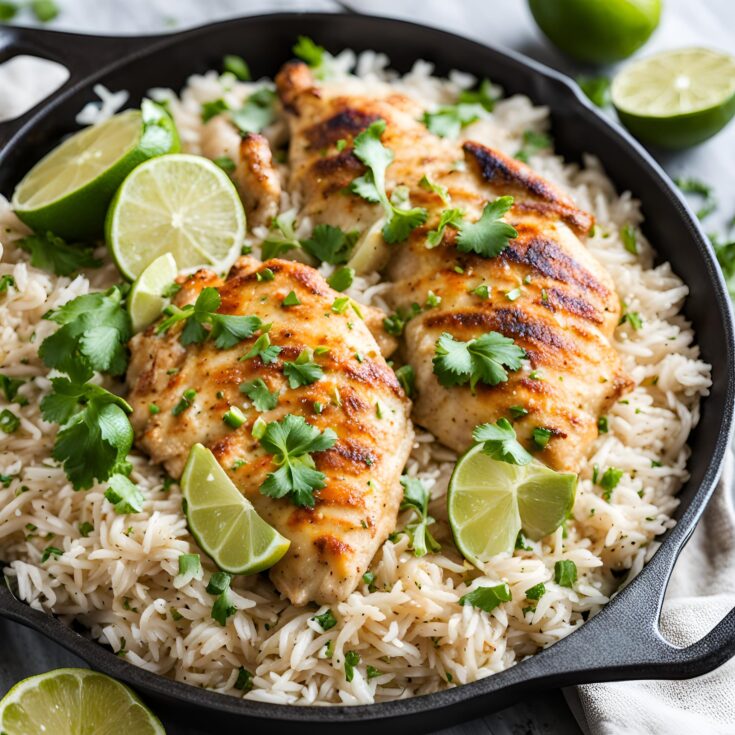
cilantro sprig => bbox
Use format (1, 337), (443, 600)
(433, 331), (525, 391)
(422, 102), (486, 139)
(473, 419), (533, 466)
(399, 475), (441, 557)
(258, 414), (337, 507)
(19, 231), (101, 276)
(455, 197), (518, 257)
(40, 286), (131, 383)
(349, 120), (428, 244)
(459, 582), (512, 613)
(157, 287), (263, 349)
(40, 378), (133, 489)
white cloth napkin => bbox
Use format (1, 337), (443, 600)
(566, 447), (735, 735)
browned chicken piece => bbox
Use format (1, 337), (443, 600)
(200, 117), (281, 227)
(127, 257), (414, 604)
(276, 62), (632, 472)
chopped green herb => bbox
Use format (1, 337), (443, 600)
(366, 665), (382, 680)
(422, 102), (485, 139)
(425, 290), (442, 308)
(515, 130), (552, 163)
(344, 650), (360, 682)
(234, 667), (253, 692)
(41, 546), (62, 563)
(312, 609), (337, 631)
(283, 349), (324, 388)
(78, 521), (94, 538)
(419, 174), (450, 205)
(433, 331), (525, 391)
(148, 403), (160, 415)
(509, 405), (528, 419)
(258, 414), (337, 507)
(0, 409), (19, 434)
(0, 274), (15, 295)
(335, 138), (347, 152)
(525, 582), (546, 600)
(327, 266), (355, 292)
(426, 207), (464, 248)
(201, 98), (229, 122)
(505, 287), (522, 301)
(620, 310), (643, 330)
(473, 418), (533, 466)
(241, 332), (281, 364)
(363, 570), (377, 591)
(282, 290), (301, 307)
(400, 475), (441, 557)
(231, 87), (277, 134)
(515, 531), (532, 551)
(256, 267), (275, 282)
(554, 560), (577, 588)
(223, 406), (247, 428)
(105, 474), (144, 515)
(252, 416), (267, 440)
(176, 553), (203, 586)
(457, 79), (498, 111)
(532, 426), (552, 449)
(599, 467), (624, 501)
(18, 231), (101, 276)
(349, 120), (428, 243)
(240, 378), (279, 411)
(455, 197), (518, 258)
(621, 224), (638, 254)
(172, 388), (196, 416)
(302, 224), (359, 265)
(459, 583), (512, 613)
(597, 416), (609, 434)
(223, 54), (251, 81)
(395, 364), (415, 398)
(262, 210), (300, 259)
(470, 283), (490, 299)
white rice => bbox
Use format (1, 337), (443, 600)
(0, 53), (711, 705)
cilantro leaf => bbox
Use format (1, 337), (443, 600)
(158, 287), (262, 349)
(473, 418), (533, 466)
(231, 88), (277, 134)
(312, 608), (337, 631)
(344, 650), (360, 682)
(515, 130), (552, 163)
(283, 349), (324, 389)
(399, 475), (440, 557)
(258, 414), (337, 507)
(292, 36), (335, 79)
(223, 54), (250, 81)
(419, 174), (450, 205)
(240, 378), (279, 411)
(40, 286), (131, 382)
(104, 474), (145, 514)
(262, 210), (301, 260)
(422, 103), (485, 139)
(459, 583), (512, 613)
(456, 197), (518, 258)
(241, 332), (281, 364)
(457, 79), (498, 112)
(327, 266), (354, 292)
(0, 375), (25, 403)
(41, 378), (133, 489)
(554, 559), (577, 588)
(201, 98), (229, 123)
(433, 331), (524, 391)
(349, 120), (427, 244)
(427, 208), (464, 248)
(302, 224), (358, 264)
(18, 231), (101, 276)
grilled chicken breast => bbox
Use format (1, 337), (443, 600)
(127, 257), (414, 604)
(276, 62), (632, 471)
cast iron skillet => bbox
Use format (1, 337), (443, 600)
(0, 12), (734, 734)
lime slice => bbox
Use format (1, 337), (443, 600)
(0, 668), (165, 735)
(128, 253), (178, 332)
(448, 443), (577, 566)
(181, 443), (290, 575)
(347, 217), (389, 274)
(13, 102), (179, 240)
(528, 0), (661, 64)
(106, 154), (245, 280)
(612, 48), (735, 149)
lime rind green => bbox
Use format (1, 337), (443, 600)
(448, 443), (577, 566)
(128, 252), (178, 332)
(13, 108), (179, 240)
(0, 668), (165, 735)
(106, 154), (246, 280)
(612, 48), (735, 149)
(181, 443), (290, 575)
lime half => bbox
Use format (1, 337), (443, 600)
(128, 253), (178, 332)
(0, 668), (165, 735)
(181, 443), (290, 575)
(528, 0), (661, 64)
(106, 154), (245, 280)
(448, 443), (577, 566)
(612, 48), (735, 149)
(13, 102), (179, 240)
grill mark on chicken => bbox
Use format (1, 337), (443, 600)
(501, 232), (610, 297)
(305, 107), (379, 149)
(463, 141), (594, 234)
(311, 149), (364, 193)
(541, 287), (603, 324)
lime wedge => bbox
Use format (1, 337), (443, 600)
(0, 668), (165, 735)
(13, 102), (179, 240)
(128, 253), (178, 332)
(347, 217), (389, 274)
(612, 48), (735, 149)
(181, 443), (290, 575)
(448, 443), (577, 566)
(106, 154), (245, 280)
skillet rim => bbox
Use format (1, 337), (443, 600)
(0, 10), (734, 727)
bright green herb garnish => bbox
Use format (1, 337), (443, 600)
(532, 427), (552, 449)
(455, 196), (518, 257)
(235, 667), (253, 691)
(18, 231), (101, 276)
(241, 332), (281, 364)
(223, 54), (251, 81)
(395, 364), (415, 398)
(554, 560), (577, 588)
(349, 120), (428, 243)
(104, 474), (145, 515)
(422, 103), (485, 139)
(473, 418), (533, 466)
(223, 406), (247, 428)
(283, 349), (323, 388)
(258, 414), (337, 507)
(515, 130), (552, 163)
(344, 650), (360, 682)
(176, 553), (203, 586)
(459, 583), (512, 613)
(41, 546), (62, 563)
(0, 409), (19, 434)
(327, 266), (355, 292)
(426, 207), (464, 248)
(433, 331), (525, 391)
(312, 608), (337, 631)
(399, 475), (440, 557)
(525, 582), (546, 600)
(240, 378), (279, 411)
(419, 174), (450, 205)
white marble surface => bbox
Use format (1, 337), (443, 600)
(1, 2), (734, 734)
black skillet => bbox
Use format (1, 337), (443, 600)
(1, 12), (734, 735)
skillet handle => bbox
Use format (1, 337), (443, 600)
(0, 26), (167, 147)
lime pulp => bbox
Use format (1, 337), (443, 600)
(128, 253), (178, 332)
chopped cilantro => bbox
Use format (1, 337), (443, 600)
(455, 197), (518, 257)
(262, 210), (301, 259)
(509, 405), (528, 419)
(525, 583), (546, 600)
(473, 418), (533, 466)
(240, 378), (279, 411)
(554, 560), (577, 588)
(282, 290), (301, 307)
(312, 609), (337, 631)
(104, 474), (145, 514)
(283, 349), (323, 388)
(201, 98), (229, 122)
(422, 102), (485, 139)
(0, 274), (15, 295)
(599, 467), (624, 501)
(432, 331), (524, 391)
(621, 224), (638, 254)
(459, 583), (512, 613)
(41, 546), (62, 563)
(302, 224), (359, 264)
(344, 650), (360, 682)
(234, 667), (253, 692)
(426, 207), (464, 248)
(19, 231), (101, 276)
(395, 364), (415, 398)
(419, 174), (450, 205)
(223, 54), (250, 81)
(241, 332), (281, 364)
(78, 521), (94, 538)
(457, 79), (498, 111)
(231, 87), (277, 134)
(258, 414), (337, 507)
(400, 475), (441, 557)
(515, 130), (552, 163)
(597, 416), (609, 434)
(531, 426), (552, 449)
(327, 266), (354, 292)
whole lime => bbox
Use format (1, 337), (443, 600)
(528, 0), (662, 64)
